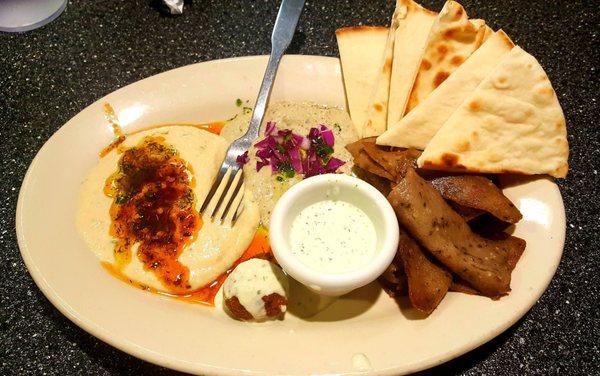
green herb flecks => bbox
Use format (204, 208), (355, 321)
(314, 137), (334, 160)
(278, 162), (296, 179)
(276, 143), (286, 154)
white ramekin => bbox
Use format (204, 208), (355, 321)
(269, 174), (399, 296)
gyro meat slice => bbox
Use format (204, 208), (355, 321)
(361, 142), (420, 182)
(397, 227), (452, 314)
(354, 166), (393, 196)
(346, 137), (422, 182)
(387, 168), (515, 297)
(449, 278), (480, 296)
(429, 175), (522, 223)
(447, 233), (526, 296)
(346, 137), (395, 180)
(448, 202), (486, 222)
(482, 232), (526, 271)
(379, 255), (408, 299)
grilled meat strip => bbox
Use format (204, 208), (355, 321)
(397, 227), (452, 314)
(429, 175), (522, 223)
(387, 168), (522, 297)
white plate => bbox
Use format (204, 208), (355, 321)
(16, 55), (566, 375)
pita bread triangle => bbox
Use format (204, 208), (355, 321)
(377, 30), (515, 149)
(360, 2), (402, 138)
(418, 46), (568, 178)
(336, 26), (389, 136)
(386, 0), (437, 127)
(404, 1), (488, 114)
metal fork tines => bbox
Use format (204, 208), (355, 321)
(198, 0), (305, 224)
(200, 159), (245, 226)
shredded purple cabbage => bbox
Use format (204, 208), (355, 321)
(253, 122), (345, 179)
(265, 121), (278, 136)
(326, 157), (345, 171)
(236, 151), (249, 166)
(319, 125), (335, 146)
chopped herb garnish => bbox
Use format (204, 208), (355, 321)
(278, 162), (296, 178)
(254, 122), (345, 178)
(276, 143), (286, 154)
(235, 98), (243, 107)
(314, 138), (334, 159)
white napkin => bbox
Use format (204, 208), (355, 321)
(163, 0), (183, 14)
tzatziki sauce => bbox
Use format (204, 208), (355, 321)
(289, 200), (377, 274)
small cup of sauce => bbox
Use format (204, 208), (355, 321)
(270, 174), (399, 296)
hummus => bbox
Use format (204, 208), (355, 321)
(76, 125), (260, 292)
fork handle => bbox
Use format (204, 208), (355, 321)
(246, 0), (305, 142)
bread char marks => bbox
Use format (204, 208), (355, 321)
(418, 46), (568, 178)
(406, 1), (487, 113)
(376, 30), (515, 150)
(385, 0), (438, 126)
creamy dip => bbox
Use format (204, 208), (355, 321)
(76, 126), (260, 293)
(289, 200), (377, 274)
(221, 102), (358, 227)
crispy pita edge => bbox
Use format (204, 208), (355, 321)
(335, 25), (389, 37)
(397, 0), (437, 17)
(495, 29), (515, 49)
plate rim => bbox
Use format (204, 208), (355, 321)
(15, 54), (566, 375)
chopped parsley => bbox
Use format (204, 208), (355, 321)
(276, 143), (286, 154)
(314, 137), (334, 159)
(278, 161), (296, 178)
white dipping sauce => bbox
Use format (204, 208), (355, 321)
(289, 200), (377, 274)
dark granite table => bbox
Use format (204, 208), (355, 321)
(1, 0), (598, 374)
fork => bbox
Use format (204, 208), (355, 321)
(199, 0), (305, 225)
